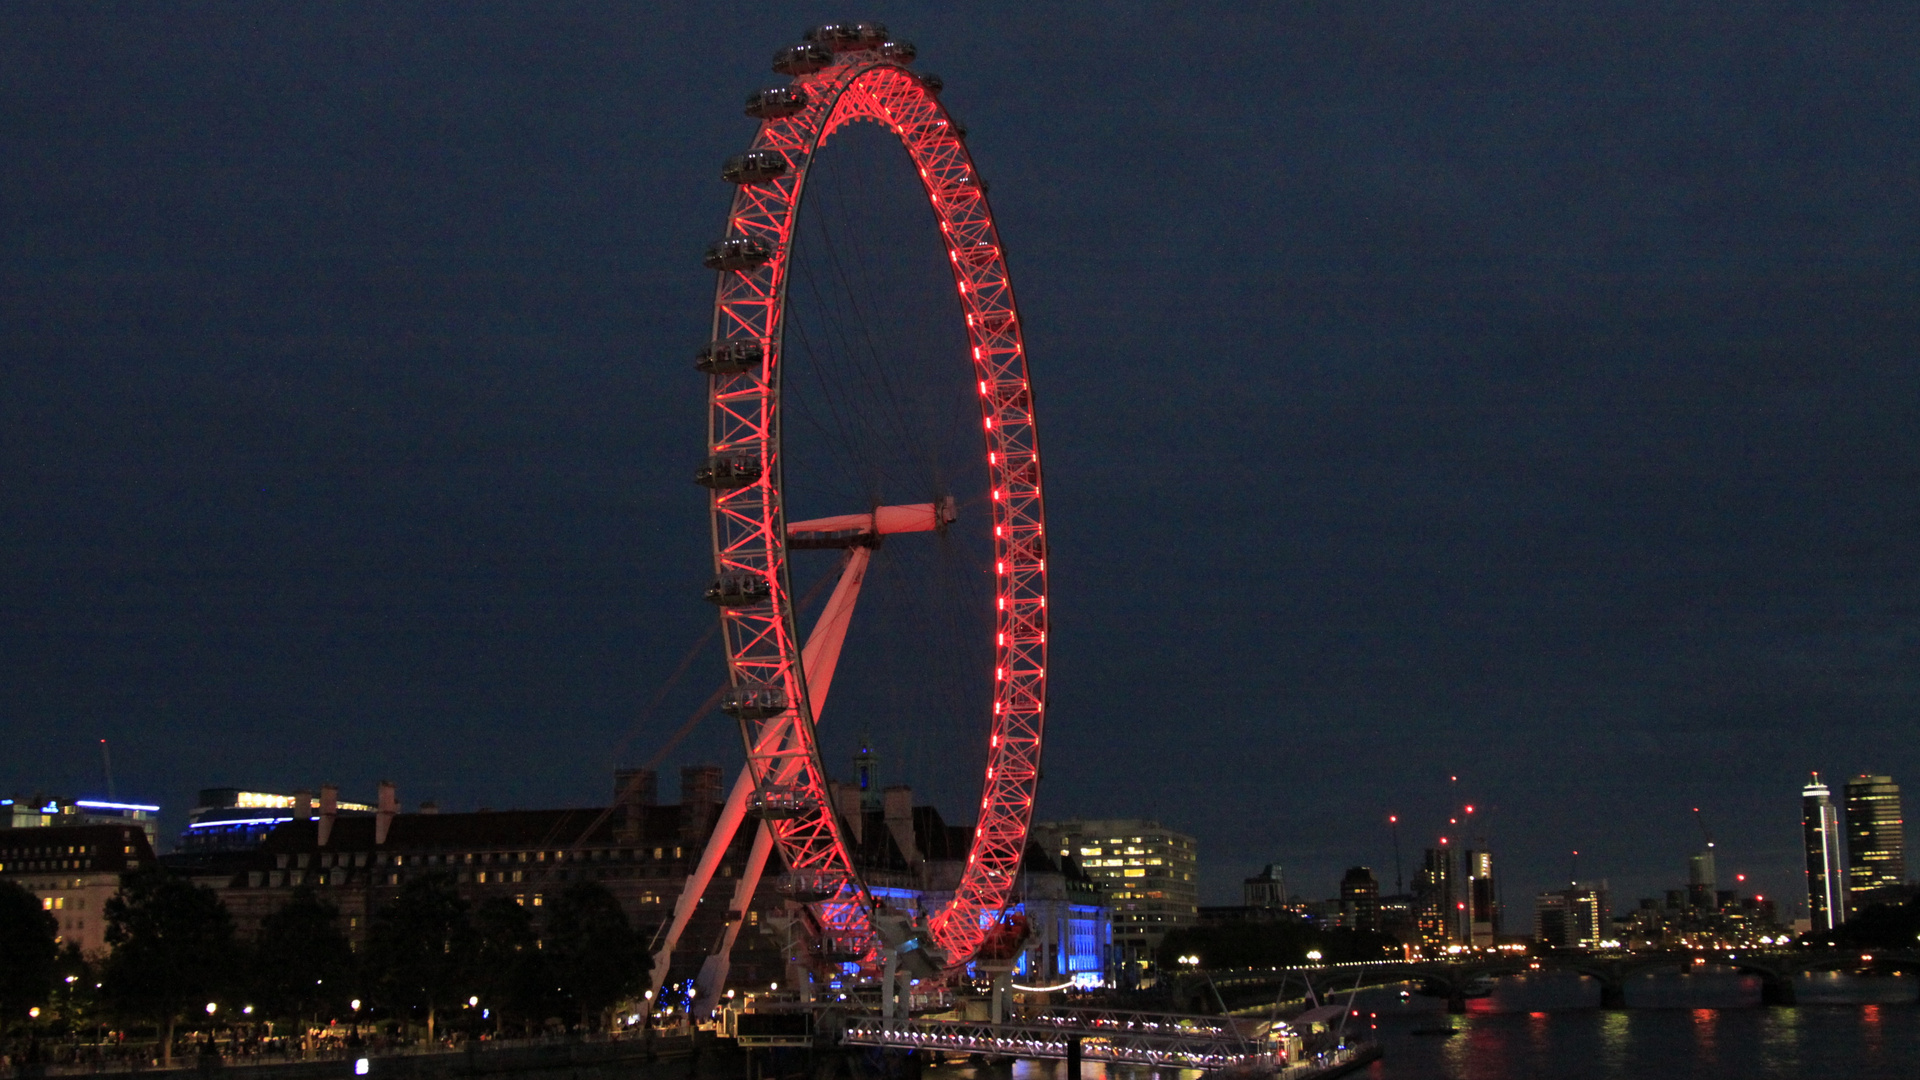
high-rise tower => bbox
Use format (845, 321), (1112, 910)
(1463, 848), (1499, 946)
(1802, 774), (1847, 930)
(1414, 846), (1457, 948)
(1843, 774), (1906, 907)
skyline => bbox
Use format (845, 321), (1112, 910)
(5, 3), (1919, 917)
(9, 756), (1900, 922)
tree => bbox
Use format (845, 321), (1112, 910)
(252, 888), (357, 1025)
(471, 896), (555, 1034)
(100, 867), (238, 1065)
(543, 882), (642, 1030)
(0, 879), (59, 1028)
(366, 874), (475, 1043)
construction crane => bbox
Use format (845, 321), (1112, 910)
(1692, 806), (1716, 852)
(1690, 807), (1720, 904)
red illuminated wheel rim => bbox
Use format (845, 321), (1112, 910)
(701, 41), (1046, 971)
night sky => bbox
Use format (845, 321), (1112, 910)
(4, 2), (1918, 916)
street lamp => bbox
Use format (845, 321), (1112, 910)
(351, 999), (362, 1013)
(1306, 950), (1323, 964)
(207, 1002), (219, 1016)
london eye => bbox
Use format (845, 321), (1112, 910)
(651, 23), (1048, 995)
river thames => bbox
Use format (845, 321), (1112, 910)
(926, 973), (1918, 1080)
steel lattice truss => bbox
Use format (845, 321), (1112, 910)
(704, 51), (1046, 969)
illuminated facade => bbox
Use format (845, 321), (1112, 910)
(181, 786), (377, 853)
(1843, 774), (1905, 907)
(1032, 819), (1196, 979)
(1339, 866), (1380, 934)
(0, 824), (157, 956)
(1413, 847), (1456, 948)
(1533, 883), (1609, 949)
(1462, 849), (1499, 946)
(184, 770), (1111, 992)
(2, 796), (161, 849)
(1802, 774), (1847, 930)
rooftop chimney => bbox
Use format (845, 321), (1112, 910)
(376, 780), (397, 845)
(317, 784), (339, 847)
(679, 764), (722, 845)
(615, 767), (657, 841)
(832, 781), (863, 846)
(292, 789), (313, 821)
(883, 785), (923, 874)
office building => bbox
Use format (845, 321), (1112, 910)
(182, 769), (1109, 991)
(1802, 773), (1847, 930)
(1031, 818), (1196, 980)
(1413, 846), (1456, 949)
(1688, 849), (1717, 910)
(1463, 849), (1498, 946)
(0, 824), (158, 956)
(1244, 863), (1286, 909)
(1340, 866), (1380, 934)
(1534, 882), (1609, 949)
(1843, 774), (1906, 907)
(3, 795), (162, 849)
(180, 786), (376, 854)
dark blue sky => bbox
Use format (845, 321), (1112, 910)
(3, 2), (1917, 913)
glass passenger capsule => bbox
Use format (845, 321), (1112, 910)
(721, 150), (788, 184)
(703, 237), (773, 271)
(705, 571), (772, 607)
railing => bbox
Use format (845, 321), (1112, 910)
(1026, 1006), (1251, 1039)
(842, 1016), (1270, 1071)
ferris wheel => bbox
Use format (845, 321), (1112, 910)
(648, 24), (1048, 997)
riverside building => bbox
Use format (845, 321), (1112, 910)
(1802, 773), (1848, 930)
(0, 823), (158, 956)
(1031, 818), (1196, 982)
(1843, 774), (1906, 908)
(174, 768), (1110, 990)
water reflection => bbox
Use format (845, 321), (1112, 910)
(1757, 1002), (1800, 1076)
(1795, 972), (1917, 1005)
(1368, 1004), (1913, 1079)
(920, 1002), (1920, 1080)
(1597, 1008), (1629, 1075)
(1689, 1009), (1717, 1065)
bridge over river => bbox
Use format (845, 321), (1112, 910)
(1184, 948), (1920, 1013)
